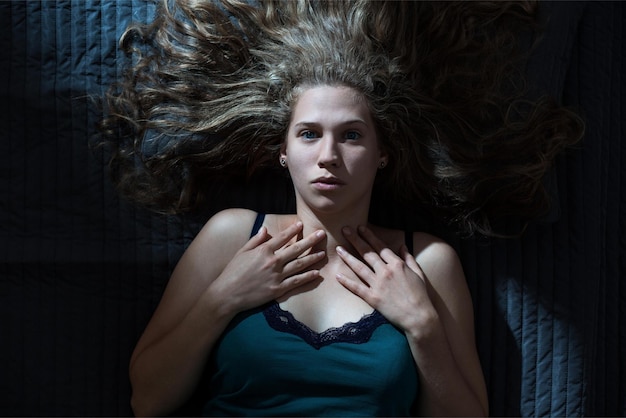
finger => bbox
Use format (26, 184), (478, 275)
(342, 226), (383, 269)
(356, 225), (386, 252)
(267, 221), (304, 252)
(336, 272), (371, 301)
(282, 250), (326, 277)
(336, 245), (374, 282)
(279, 229), (326, 261)
(240, 225), (271, 251)
(357, 225), (399, 264)
(276, 269), (321, 294)
(400, 244), (425, 279)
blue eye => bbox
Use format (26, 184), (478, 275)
(345, 131), (361, 140)
(301, 130), (318, 140)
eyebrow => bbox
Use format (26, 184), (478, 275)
(292, 119), (369, 129)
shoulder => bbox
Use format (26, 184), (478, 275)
(201, 208), (260, 237)
(190, 208), (260, 261)
(197, 209), (292, 242)
(192, 209), (296, 259)
(372, 226), (463, 286)
(409, 232), (467, 296)
(412, 232), (461, 275)
(409, 231), (476, 341)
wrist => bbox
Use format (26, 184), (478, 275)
(404, 305), (444, 344)
(203, 281), (239, 324)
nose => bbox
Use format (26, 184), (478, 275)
(317, 136), (341, 168)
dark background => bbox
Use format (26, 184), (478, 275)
(1, 1), (624, 416)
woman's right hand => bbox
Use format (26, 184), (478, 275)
(129, 212), (326, 417)
(209, 220), (326, 314)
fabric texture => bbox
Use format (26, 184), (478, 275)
(0, 1), (624, 416)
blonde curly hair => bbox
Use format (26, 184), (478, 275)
(99, 0), (583, 236)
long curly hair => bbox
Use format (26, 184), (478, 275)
(98, 0), (584, 236)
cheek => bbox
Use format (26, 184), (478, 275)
(286, 147), (310, 166)
(285, 149), (310, 179)
(350, 149), (381, 171)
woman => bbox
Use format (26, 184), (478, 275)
(128, 84), (487, 416)
(99, 0), (582, 415)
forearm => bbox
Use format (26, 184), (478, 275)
(407, 312), (487, 417)
(130, 290), (235, 417)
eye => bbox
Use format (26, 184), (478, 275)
(300, 130), (319, 140)
(344, 131), (361, 140)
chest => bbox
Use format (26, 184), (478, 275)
(277, 267), (374, 334)
(205, 305), (419, 416)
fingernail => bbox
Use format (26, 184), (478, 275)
(358, 225), (366, 233)
(336, 246), (345, 254)
(296, 221), (303, 228)
(342, 226), (351, 235)
(316, 230), (325, 238)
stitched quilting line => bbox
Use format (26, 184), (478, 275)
(263, 301), (388, 350)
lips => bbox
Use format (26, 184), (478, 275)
(312, 176), (345, 190)
(313, 176), (344, 184)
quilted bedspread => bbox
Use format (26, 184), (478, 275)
(0, 1), (624, 416)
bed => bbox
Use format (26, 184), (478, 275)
(1, 1), (624, 416)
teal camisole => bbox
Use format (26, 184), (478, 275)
(202, 214), (419, 416)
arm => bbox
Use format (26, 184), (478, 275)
(408, 238), (488, 416)
(336, 226), (488, 417)
(129, 209), (326, 416)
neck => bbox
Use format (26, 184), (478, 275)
(295, 205), (370, 261)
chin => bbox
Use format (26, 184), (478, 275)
(300, 196), (367, 216)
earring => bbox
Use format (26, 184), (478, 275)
(379, 161), (387, 169)
(280, 158), (287, 167)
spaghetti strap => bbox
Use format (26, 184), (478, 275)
(404, 230), (414, 254)
(250, 213), (266, 237)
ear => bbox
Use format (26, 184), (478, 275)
(379, 149), (389, 167)
(278, 142), (290, 168)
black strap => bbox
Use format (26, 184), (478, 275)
(404, 230), (414, 254)
(250, 212), (266, 237)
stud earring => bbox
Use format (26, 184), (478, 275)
(379, 161), (387, 169)
(280, 158), (287, 167)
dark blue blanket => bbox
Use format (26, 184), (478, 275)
(0, 1), (624, 416)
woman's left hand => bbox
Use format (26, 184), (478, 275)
(335, 225), (436, 334)
(338, 225), (489, 416)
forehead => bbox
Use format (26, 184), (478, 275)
(290, 86), (372, 123)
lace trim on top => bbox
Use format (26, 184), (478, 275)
(263, 301), (388, 350)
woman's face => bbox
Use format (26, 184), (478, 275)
(281, 85), (387, 214)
